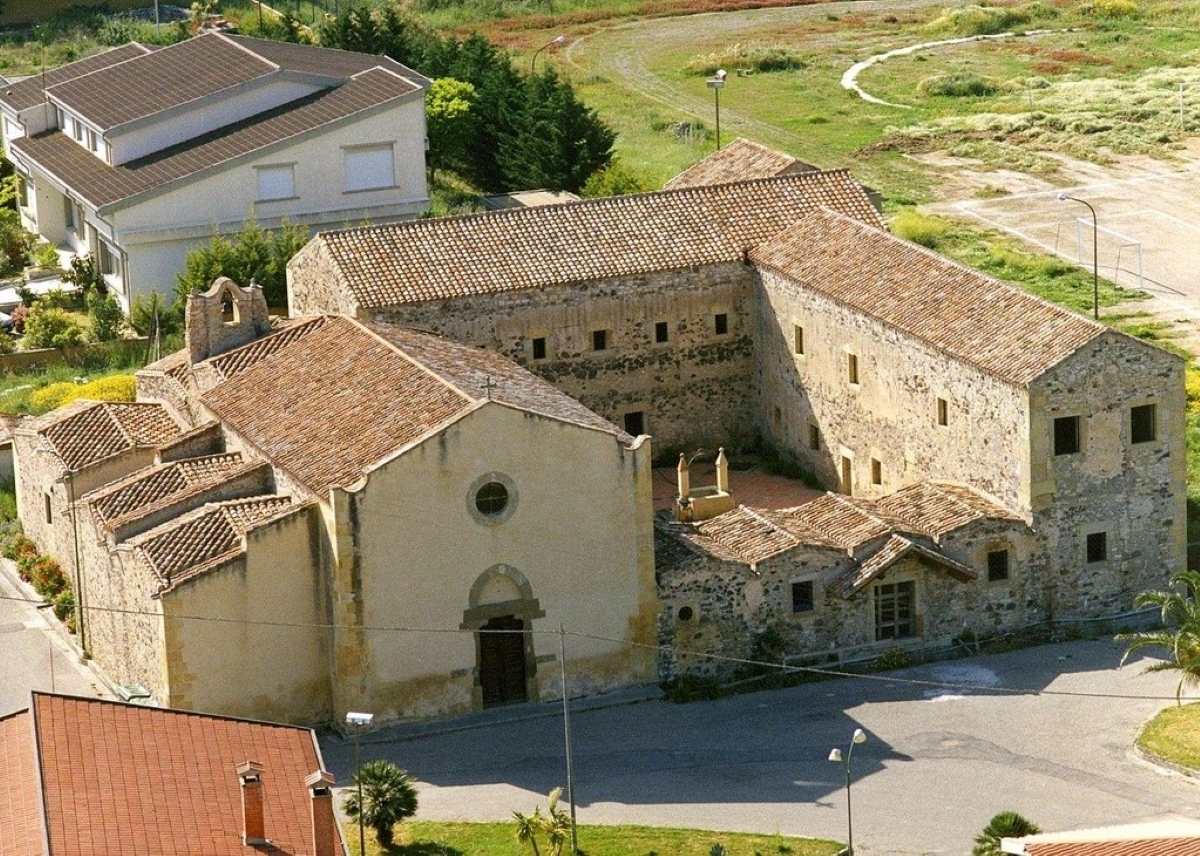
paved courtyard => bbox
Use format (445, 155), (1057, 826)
(322, 639), (1200, 855)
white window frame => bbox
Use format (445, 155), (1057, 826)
(256, 163), (296, 202)
(343, 143), (395, 193)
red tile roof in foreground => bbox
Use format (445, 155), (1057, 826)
(0, 692), (343, 856)
(33, 400), (184, 472)
(1024, 840), (1200, 856)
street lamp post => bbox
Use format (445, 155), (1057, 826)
(706, 69), (727, 151)
(531, 35), (566, 74)
(828, 727), (868, 856)
(1057, 192), (1100, 321)
(346, 711), (374, 856)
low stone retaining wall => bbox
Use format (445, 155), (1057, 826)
(0, 338), (149, 374)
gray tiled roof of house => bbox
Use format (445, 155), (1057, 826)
(0, 43), (154, 114)
(307, 171), (884, 310)
(750, 207), (1108, 385)
(41, 32), (427, 131)
(11, 66), (418, 210)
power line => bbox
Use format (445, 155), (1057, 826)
(0, 591), (1190, 703)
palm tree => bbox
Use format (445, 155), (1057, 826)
(973, 811), (1041, 856)
(513, 806), (545, 856)
(343, 760), (419, 848)
(1117, 569), (1200, 705)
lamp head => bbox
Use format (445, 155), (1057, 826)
(852, 728), (867, 745)
(345, 711), (374, 727)
(716, 68), (727, 80)
(1056, 192), (1069, 201)
(554, 34), (566, 44)
(828, 748), (843, 762)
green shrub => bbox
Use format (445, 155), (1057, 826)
(890, 210), (951, 249)
(1, 533), (37, 562)
(873, 646), (912, 671)
(129, 293), (182, 338)
(23, 306), (85, 350)
(917, 73), (999, 98)
(52, 589), (74, 623)
(87, 293), (124, 343)
(686, 43), (806, 76)
(29, 243), (61, 270)
(1086, 0), (1140, 17)
(581, 159), (653, 198)
(15, 550), (38, 582)
(29, 555), (66, 599)
(925, 4), (1029, 35)
(0, 209), (34, 276)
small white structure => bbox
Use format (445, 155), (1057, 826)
(0, 34), (430, 309)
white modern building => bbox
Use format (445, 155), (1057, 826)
(0, 33), (430, 308)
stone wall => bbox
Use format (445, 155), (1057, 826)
(288, 241), (361, 318)
(755, 269), (1031, 509)
(78, 511), (166, 698)
(369, 263), (759, 454)
(1030, 331), (1187, 617)
(658, 518), (1035, 681)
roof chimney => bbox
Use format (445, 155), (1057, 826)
(676, 453), (690, 501)
(305, 770), (338, 856)
(236, 760), (268, 846)
(715, 447), (729, 494)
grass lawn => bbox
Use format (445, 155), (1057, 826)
(1138, 702), (1200, 772)
(343, 820), (841, 855)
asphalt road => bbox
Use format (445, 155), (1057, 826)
(321, 640), (1200, 855)
(0, 564), (108, 717)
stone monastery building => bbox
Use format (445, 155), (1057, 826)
(14, 139), (1185, 724)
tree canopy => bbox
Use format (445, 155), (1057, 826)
(320, 7), (614, 194)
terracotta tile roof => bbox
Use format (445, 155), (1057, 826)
(12, 66), (419, 211)
(828, 533), (976, 598)
(1024, 840), (1200, 856)
(17, 691), (343, 856)
(874, 482), (1020, 537)
(130, 495), (308, 591)
(0, 43), (154, 113)
(656, 482), (1019, 572)
(365, 321), (634, 441)
(201, 317), (469, 494)
(196, 317), (630, 495)
(307, 172), (884, 310)
(34, 400), (184, 472)
(84, 452), (256, 529)
(663, 137), (816, 190)
(750, 208), (1107, 385)
(0, 710), (40, 856)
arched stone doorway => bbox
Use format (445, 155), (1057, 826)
(461, 564), (545, 709)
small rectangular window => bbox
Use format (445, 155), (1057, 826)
(531, 337), (547, 360)
(808, 423), (820, 451)
(1131, 404), (1156, 444)
(1086, 532), (1108, 563)
(714, 313), (728, 335)
(987, 549), (1009, 582)
(256, 164), (295, 201)
(871, 458), (882, 486)
(773, 406), (783, 428)
(591, 329), (608, 351)
(791, 581), (814, 614)
(793, 325), (804, 355)
(655, 321), (669, 344)
(841, 456), (852, 495)
(44, 492), (52, 525)
(344, 143), (395, 192)
(847, 353), (859, 385)
(1054, 416), (1081, 456)
(623, 411), (645, 436)
(937, 397), (948, 427)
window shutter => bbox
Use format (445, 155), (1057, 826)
(344, 144), (395, 192)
